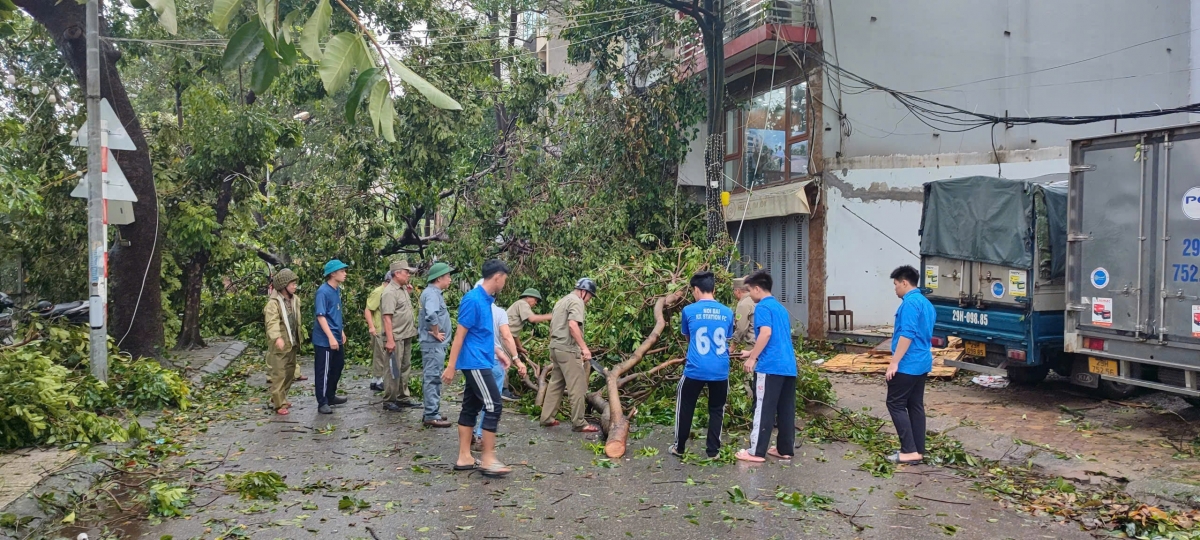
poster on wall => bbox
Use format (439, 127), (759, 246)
(925, 266), (939, 289)
(1192, 306), (1200, 337)
(1009, 270), (1027, 298)
(1092, 297), (1113, 327)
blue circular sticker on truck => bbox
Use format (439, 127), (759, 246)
(991, 282), (1005, 298)
(1091, 267), (1109, 289)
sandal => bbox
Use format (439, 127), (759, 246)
(735, 449), (765, 463)
(275, 407), (290, 416)
(573, 424), (600, 433)
(767, 448), (793, 460)
(296, 375), (309, 381)
(453, 459), (480, 471)
(540, 420), (560, 427)
(480, 461), (512, 478)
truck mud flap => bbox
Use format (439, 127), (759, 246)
(1069, 357), (1099, 388)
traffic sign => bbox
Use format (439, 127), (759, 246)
(70, 149), (138, 202)
(71, 98), (136, 151)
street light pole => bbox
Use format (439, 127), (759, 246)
(85, 0), (108, 381)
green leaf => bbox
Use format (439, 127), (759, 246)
(131, 0), (150, 9)
(221, 19), (264, 71)
(318, 32), (364, 95)
(250, 49), (280, 93)
(256, 0), (275, 37)
(299, 0), (330, 61)
(368, 77), (388, 136)
(356, 34), (375, 73)
(344, 67), (380, 124)
(386, 57), (462, 111)
(280, 10), (301, 43)
(144, 0), (177, 34)
(277, 38), (298, 67)
(210, 0), (239, 31)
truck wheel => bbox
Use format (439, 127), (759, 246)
(1006, 364), (1050, 385)
(1097, 379), (1138, 399)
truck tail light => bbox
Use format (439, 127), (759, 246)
(1006, 349), (1027, 361)
(931, 336), (946, 348)
(1082, 337), (1106, 351)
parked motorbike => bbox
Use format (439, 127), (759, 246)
(0, 292), (90, 346)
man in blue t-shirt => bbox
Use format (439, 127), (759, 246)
(736, 270), (798, 463)
(313, 259), (349, 415)
(442, 260), (513, 478)
(885, 265), (936, 465)
(671, 271), (735, 459)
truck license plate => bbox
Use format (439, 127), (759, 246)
(964, 341), (986, 357)
(1088, 357), (1119, 377)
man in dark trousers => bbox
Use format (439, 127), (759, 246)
(671, 271), (734, 459)
(442, 260), (513, 478)
(735, 270), (797, 463)
(885, 265), (936, 464)
(313, 259), (349, 415)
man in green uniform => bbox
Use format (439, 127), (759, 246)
(732, 276), (756, 348)
(381, 260), (420, 411)
(264, 269), (303, 415)
(364, 272), (391, 392)
(539, 278), (600, 433)
(504, 289), (552, 401)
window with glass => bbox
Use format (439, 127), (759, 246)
(722, 78), (808, 192)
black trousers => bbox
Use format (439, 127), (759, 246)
(459, 368), (503, 433)
(886, 372), (927, 455)
(750, 373), (796, 458)
(674, 376), (728, 457)
(313, 345), (345, 406)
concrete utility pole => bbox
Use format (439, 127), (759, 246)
(85, 0), (108, 381)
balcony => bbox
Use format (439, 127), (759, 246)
(676, 0), (818, 77)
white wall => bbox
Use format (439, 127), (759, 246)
(825, 153), (1068, 327)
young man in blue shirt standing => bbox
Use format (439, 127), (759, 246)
(736, 270), (798, 463)
(442, 260), (512, 478)
(313, 259), (349, 415)
(671, 271), (735, 459)
(886, 265), (936, 464)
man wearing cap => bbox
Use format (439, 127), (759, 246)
(264, 269), (303, 415)
(539, 278), (600, 433)
(380, 260), (421, 410)
(506, 289), (552, 357)
(732, 276), (756, 348)
(314, 259), (350, 415)
(418, 262), (454, 427)
(364, 271), (392, 392)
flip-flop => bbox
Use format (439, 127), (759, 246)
(480, 461), (512, 478)
(573, 424), (600, 433)
(453, 460), (480, 471)
(886, 453), (922, 465)
(735, 449), (766, 463)
(296, 376), (309, 381)
(767, 448), (793, 460)
(275, 407), (289, 416)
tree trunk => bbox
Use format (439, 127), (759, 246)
(174, 176), (235, 349)
(14, 0), (164, 359)
(175, 253), (208, 349)
(583, 291), (683, 459)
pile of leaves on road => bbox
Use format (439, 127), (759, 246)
(0, 322), (190, 448)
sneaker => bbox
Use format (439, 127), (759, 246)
(668, 444), (683, 457)
(396, 399), (421, 408)
(330, 396), (348, 405)
(501, 394), (517, 403)
(318, 404), (333, 414)
(383, 402), (403, 412)
(369, 382), (383, 392)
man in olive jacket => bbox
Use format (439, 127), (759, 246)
(264, 269), (304, 415)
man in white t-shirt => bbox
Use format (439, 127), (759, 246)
(472, 281), (523, 448)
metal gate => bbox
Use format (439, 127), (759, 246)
(731, 214), (809, 329)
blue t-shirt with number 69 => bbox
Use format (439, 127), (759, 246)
(681, 299), (735, 381)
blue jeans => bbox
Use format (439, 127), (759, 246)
(474, 361), (505, 438)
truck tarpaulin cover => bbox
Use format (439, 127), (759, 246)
(919, 175), (1067, 277)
